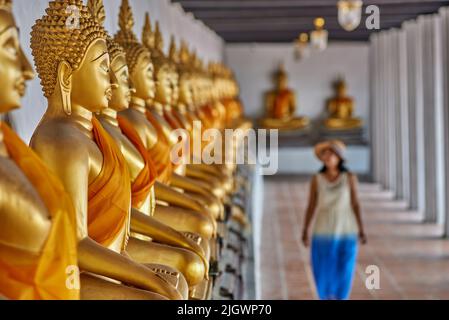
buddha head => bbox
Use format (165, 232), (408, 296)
(142, 17), (173, 106)
(0, 0), (34, 113)
(177, 41), (194, 106)
(31, 0), (110, 115)
(114, 0), (154, 103)
(168, 36), (180, 106)
(88, 0), (132, 111)
(274, 63), (288, 90)
(334, 77), (347, 98)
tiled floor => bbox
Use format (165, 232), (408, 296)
(260, 177), (449, 300)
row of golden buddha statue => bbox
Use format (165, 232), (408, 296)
(0, 0), (251, 300)
(260, 64), (363, 132)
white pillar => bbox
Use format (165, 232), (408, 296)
(412, 17), (427, 216)
(438, 7), (449, 236)
(386, 30), (398, 193)
(380, 32), (391, 189)
(370, 34), (382, 184)
(398, 28), (410, 203)
(433, 14), (446, 225)
(419, 15), (445, 223)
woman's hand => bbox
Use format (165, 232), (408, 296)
(359, 231), (367, 245)
(302, 230), (309, 247)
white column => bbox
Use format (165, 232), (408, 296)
(380, 32), (391, 189)
(433, 14), (446, 225)
(391, 29), (405, 199)
(370, 34), (381, 184)
(398, 28), (410, 203)
(439, 7), (449, 236)
(419, 15), (445, 223)
(413, 17), (427, 216)
(404, 21), (420, 210)
(386, 30), (398, 193)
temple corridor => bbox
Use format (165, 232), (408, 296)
(260, 177), (449, 300)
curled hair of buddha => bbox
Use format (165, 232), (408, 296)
(333, 75), (347, 90)
(0, 0), (12, 12)
(30, 0), (108, 98)
(273, 62), (287, 81)
(114, 0), (150, 75)
(88, 0), (124, 62)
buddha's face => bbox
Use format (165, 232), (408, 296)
(70, 39), (111, 112)
(336, 84), (347, 97)
(0, 9), (34, 113)
(131, 54), (154, 101)
(109, 55), (132, 111)
(171, 70), (179, 105)
(155, 65), (173, 105)
(276, 74), (287, 90)
(179, 74), (193, 105)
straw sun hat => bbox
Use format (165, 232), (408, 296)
(314, 140), (347, 162)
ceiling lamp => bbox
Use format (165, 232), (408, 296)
(294, 33), (310, 61)
(310, 17), (328, 51)
(338, 0), (363, 32)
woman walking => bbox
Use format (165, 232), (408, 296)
(302, 140), (367, 300)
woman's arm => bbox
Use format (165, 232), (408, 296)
(302, 175), (318, 247)
(348, 173), (367, 244)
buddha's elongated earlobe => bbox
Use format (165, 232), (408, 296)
(58, 61), (73, 115)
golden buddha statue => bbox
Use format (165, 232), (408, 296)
(113, 2), (215, 243)
(140, 13), (228, 208)
(260, 63), (310, 131)
(29, 0), (181, 300)
(166, 38), (226, 218)
(0, 0), (79, 300)
(88, 0), (206, 292)
(324, 77), (362, 130)
(113, 3), (215, 299)
(210, 62), (252, 132)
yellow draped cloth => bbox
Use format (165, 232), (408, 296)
(117, 115), (157, 209)
(272, 89), (292, 119)
(198, 104), (215, 130)
(164, 109), (184, 130)
(0, 122), (79, 300)
(88, 117), (131, 247)
(145, 111), (174, 184)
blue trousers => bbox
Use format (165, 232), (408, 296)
(311, 235), (358, 300)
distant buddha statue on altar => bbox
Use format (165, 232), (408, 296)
(324, 77), (362, 130)
(260, 64), (309, 131)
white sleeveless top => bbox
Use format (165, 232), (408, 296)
(312, 173), (359, 237)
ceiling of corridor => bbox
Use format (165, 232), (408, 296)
(172, 0), (449, 42)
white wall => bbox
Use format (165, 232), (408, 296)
(225, 43), (370, 123)
(9, 0), (224, 143)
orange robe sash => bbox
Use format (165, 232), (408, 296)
(117, 115), (157, 209)
(273, 89), (292, 119)
(87, 117), (131, 247)
(145, 111), (173, 184)
(223, 98), (243, 127)
(0, 122), (79, 300)
(164, 108), (184, 130)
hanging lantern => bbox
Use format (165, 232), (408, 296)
(310, 17), (328, 51)
(294, 33), (310, 61)
(338, 0), (363, 32)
